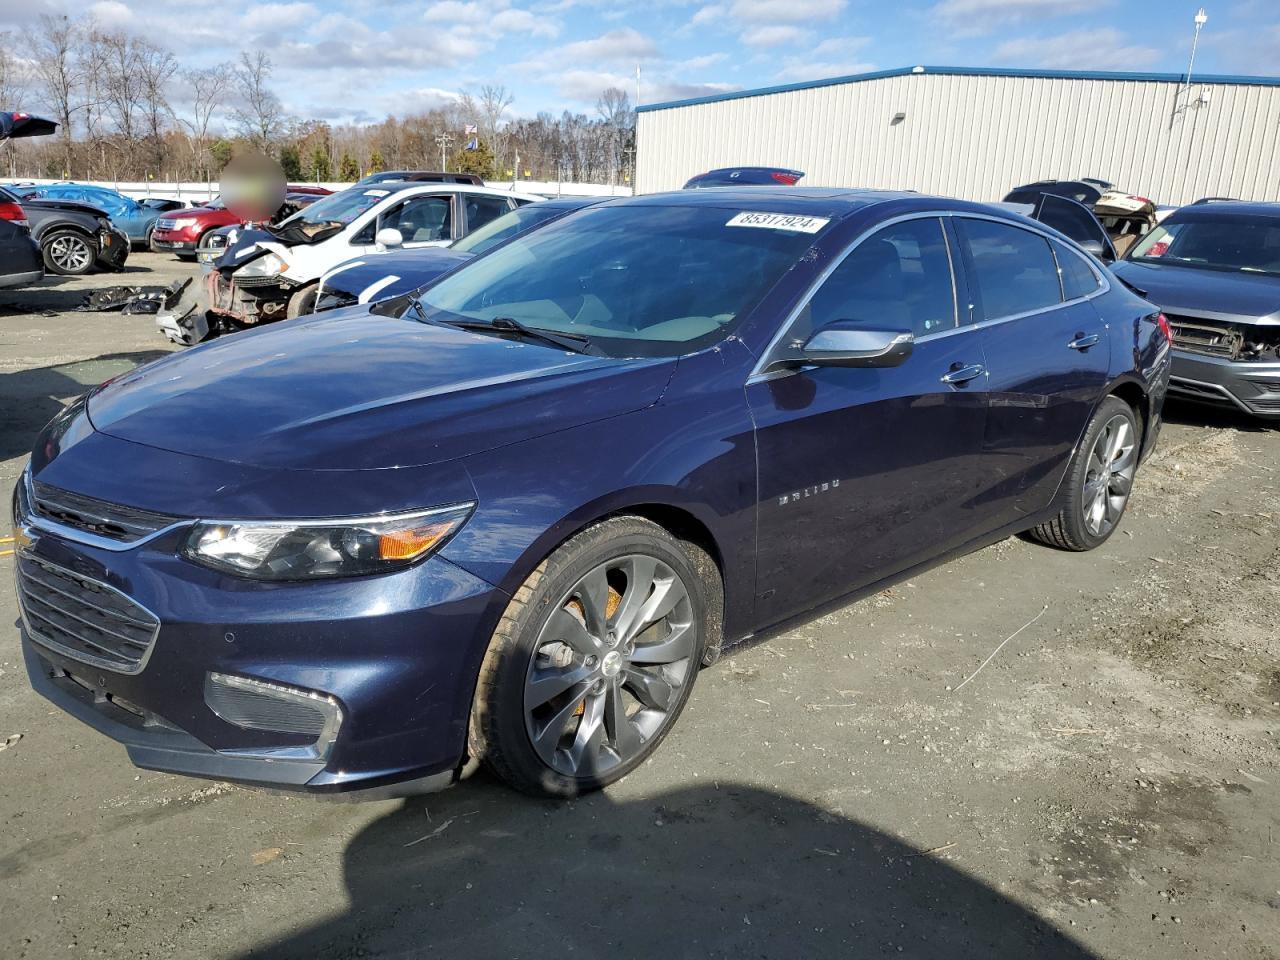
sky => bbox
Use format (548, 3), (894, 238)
(1, 0), (1278, 126)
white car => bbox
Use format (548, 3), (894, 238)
(223, 182), (543, 318)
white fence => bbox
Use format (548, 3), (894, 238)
(7, 178), (634, 203)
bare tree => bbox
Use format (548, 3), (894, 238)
(596, 87), (633, 185)
(477, 84), (513, 172)
(135, 38), (178, 175)
(0, 33), (26, 177)
(232, 50), (285, 153)
(32, 14), (83, 176)
(177, 62), (231, 179)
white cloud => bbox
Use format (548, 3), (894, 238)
(775, 58), (875, 82)
(992, 28), (1159, 70)
(742, 25), (812, 48)
(683, 52), (730, 70)
(557, 28), (660, 62)
(929, 0), (1100, 37)
(731, 0), (846, 21)
(242, 2), (318, 33)
(490, 8), (560, 38)
(86, 0), (134, 25)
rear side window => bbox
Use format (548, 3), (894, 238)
(383, 195), (452, 242)
(465, 195), (511, 232)
(1054, 241), (1101, 300)
(795, 217), (957, 340)
(958, 219), (1062, 321)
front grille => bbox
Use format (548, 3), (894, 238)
(155, 218), (177, 232)
(32, 480), (179, 543)
(1248, 397), (1280, 412)
(17, 555), (160, 674)
(1166, 314), (1244, 359)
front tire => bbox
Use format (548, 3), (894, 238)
(470, 517), (708, 797)
(43, 230), (96, 275)
(286, 283), (318, 318)
(1028, 395), (1140, 551)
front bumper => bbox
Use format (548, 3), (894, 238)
(1168, 350), (1280, 418)
(151, 236), (197, 253)
(95, 231), (129, 271)
(13, 477), (502, 796)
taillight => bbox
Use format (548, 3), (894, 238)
(0, 200), (28, 227)
(1156, 313), (1173, 344)
(770, 171), (800, 185)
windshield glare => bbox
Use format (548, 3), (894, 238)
(451, 204), (569, 255)
(418, 205), (823, 357)
(1129, 215), (1280, 277)
(284, 187), (387, 227)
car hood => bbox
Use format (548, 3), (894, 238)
(22, 198), (108, 218)
(324, 249), (473, 298)
(1112, 260), (1280, 325)
(87, 310), (677, 471)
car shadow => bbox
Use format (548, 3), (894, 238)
(0, 350), (169, 463)
(1161, 397), (1274, 432)
(239, 778), (1097, 959)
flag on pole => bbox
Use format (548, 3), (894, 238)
(464, 124), (478, 135)
(464, 138), (479, 151)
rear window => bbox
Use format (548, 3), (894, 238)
(1053, 241), (1101, 300)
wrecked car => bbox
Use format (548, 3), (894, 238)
(1112, 201), (1280, 419)
(156, 183), (541, 345)
(150, 187), (332, 260)
(1093, 191), (1160, 259)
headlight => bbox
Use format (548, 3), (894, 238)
(169, 217), (198, 230)
(181, 504), (473, 580)
(233, 251), (288, 279)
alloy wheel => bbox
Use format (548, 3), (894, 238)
(1081, 414), (1137, 537)
(48, 235), (92, 272)
(523, 554), (697, 778)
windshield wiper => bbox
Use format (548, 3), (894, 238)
(443, 316), (599, 355)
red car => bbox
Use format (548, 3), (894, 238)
(150, 185), (331, 259)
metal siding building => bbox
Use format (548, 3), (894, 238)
(635, 66), (1280, 205)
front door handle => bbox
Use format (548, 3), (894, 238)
(1068, 333), (1101, 351)
(940, 363), (986, 385)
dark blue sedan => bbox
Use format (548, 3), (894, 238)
(12, 188), (1171, 799)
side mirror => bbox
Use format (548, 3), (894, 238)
(375, 228), (404, 250)
(1079, 239), (1113, 263)
(769, 322), (915, 372)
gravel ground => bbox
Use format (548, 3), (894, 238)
(1, 253), (1277, 959)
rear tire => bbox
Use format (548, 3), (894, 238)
(42, 230), (96, 275)
(1028, 395), (1140, 551)
(469, 517), (708, 798)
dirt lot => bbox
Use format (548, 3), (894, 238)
(1, 254), (1277, 959)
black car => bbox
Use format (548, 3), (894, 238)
(356, 171), (485, 186)
(1112, 201), (1280, 419)
(684, 167), (805, 188)
(0, 186), (43, 289)
(1003, 179), (1107, 206)
(18, 196), (129, 275)
(138, 198), (188, 213)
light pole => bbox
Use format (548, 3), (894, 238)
(1171, 8), (1209, 127)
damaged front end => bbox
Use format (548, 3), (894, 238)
(154, 228), (294, 346)
(1164, 314), (1280, 417)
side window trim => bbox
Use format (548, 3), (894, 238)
(1050, 239), (1105, 305)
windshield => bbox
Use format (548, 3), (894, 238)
(416, 204), (826, 358)
(452, 204), (573, 255)
(1129, 215), (1280, 277)
(281, 187), (387, 227)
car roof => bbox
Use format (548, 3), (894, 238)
(353, 181), (542, 201)
(613, 187), (924, 217)
(1166, 200), (1280, 220)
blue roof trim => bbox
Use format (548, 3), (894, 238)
(635, 65), (1280, 113)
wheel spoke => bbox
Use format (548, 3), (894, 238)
(541, 606), (599, 657)
(564, 692), (606, 774)
(526, 661), (594, 708)
(576, 565), (611, 636)
(604, 681), (641, 759)
(630, 621), (695, 665)
(610, 556), (658, 641)
(1107, 421), (1131, 465)
(1108, 472), (1132, 496)
(530, 683), (592, 767)
(623, 666), (673, 711)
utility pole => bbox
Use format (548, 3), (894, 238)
(435, 132), (455, 172)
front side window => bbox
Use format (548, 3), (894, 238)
(1129, 215), (1280, 277)
(287, 188), (389, 228)
(958, 218), (1062, 321)
(417, 204), (825, 358)
(788, 217), (957, 343)
(382, 195), (452, 242)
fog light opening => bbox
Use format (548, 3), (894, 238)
(205, 672), (343, 763)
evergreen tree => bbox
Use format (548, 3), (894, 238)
(279, 145), (303, 181)
(309, 145), (331, 181)
(338, 152), (359, 181)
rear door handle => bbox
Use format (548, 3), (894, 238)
(1068, 333), (1101, 351)
(940, 363), (986, 385)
